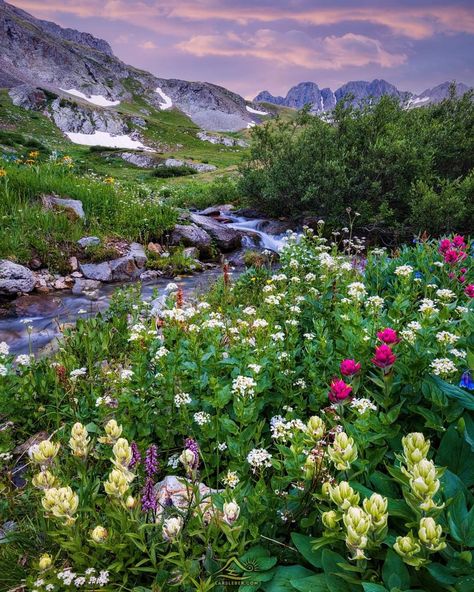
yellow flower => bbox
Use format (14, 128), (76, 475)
(28, 150), (39, 159)
(42, 486), (79, 525)
(418, 517), (446, 552)
(0, 168), (6, 177)
(98, 419), (122, 444)
(69, 422), (90, 457)
(104, 176), (115, 184)
(91, 526), (109, 543)
(328, 432), (358, 470)
(104, 469), (130, 498)
(38, 553), (53, 570)
(30, 440), (60, 466)
(329, 481), (360, 511)
(32, 470), (58, 490)
(394, 532), (424, 567)
(112, 437), (132, 471)
(306, 416), (325, 441)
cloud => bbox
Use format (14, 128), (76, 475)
(177, 30), (407, 69)
(139, 40), (158, 49)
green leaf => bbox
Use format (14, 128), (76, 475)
(321, 549), (351, 592)
(262, 566), (315, 592)
(437, 425), (474, 486)
(291, 533), (323, 568)
(426, 563), (458, 585)
(291, 574), (328, 591)
(382, 549), (411, 590)
(362, 585), (388, 592)
(428, 376), (474, 410)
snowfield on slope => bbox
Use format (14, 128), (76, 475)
(60, 89), (121, 107)
(65, 131), (153, 150)
(246, 105), (268, 116)
(156, 87), (173, 110)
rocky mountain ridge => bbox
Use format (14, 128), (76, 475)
(0, 0), (261, 133)
(255, 79), (472, 114)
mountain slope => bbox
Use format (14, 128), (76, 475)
(0, 0), (257, 132)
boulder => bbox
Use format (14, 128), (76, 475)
(8, 85), (48, 111)
(79, 243), (147, 282)
(153, 475), (220, 520)
(147, 242), (164, 255)
(161, 158), (217, 173)
(42, 195), (85, 220)
(170, 224), (212, 257)
(259, 219), (294, 235)
(120, 152), (156, 168)
(139, 270), (163, 281)
(72, 278), (101, 295)
(77, 236), (100, 248)
(198, 204), (235, 216)
(190, 213), (242, 251)
(183, 247), (199, 260)
(0, 260), (35, 295)
(11, 294), (63, 317)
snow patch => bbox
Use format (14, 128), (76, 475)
(246, 105), (268, 116)
(247, 121), (256, 129)
(65, 131), (153, 151)
(156, 87), (173, 110)
(60, 88), (120, 107)
(408, 96), (430, 107)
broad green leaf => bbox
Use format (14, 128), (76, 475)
(291, 574), (328, 591)
(382, 549), (410, 590)
(262, 566), (315, 592)
(428, 376), (474, 411)
(291, 532), (323, 568)
(437, 425), (474, 486)
(321, 549), (352, 592)
(362, 585), (388, 592)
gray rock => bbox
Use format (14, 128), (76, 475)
(120, 152), (156, 168)
(197, 131), (248, 148)
(50, 99), (126, 135)
(42, 195), (85, 220)
(183, 247), (199, 259)
(190, 213), (241, 252)
(79, 243), (147, 282)
(8, 85), (48, 111)
(161, 158), (216, 173)
(170, 224), (212, 256)
(0, 260), (35, 295)
(139, 270), (163, 281)
(77, 236), (100, 248)
(198, 204), (235, 216)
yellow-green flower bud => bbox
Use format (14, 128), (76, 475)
(98, 419), (123, 444)
(321, 481), (332, 497)
(418, 517), (446, 552)
(32, 470), (57, 490)
(223, 500), (240, 525)
(69, 422), (90, 458)
(363, 493), (388, 533)
(409, 459), (440, 509)
(104, 469), (129, 498)
(30, 440), (60, 466)
(394, 533), (423, 567)
(125, 496), (137, 509)
(162, 516), (183, 542)
(306, 416), (325, 441)
(330, 481), (360, 510)
(91, 526), (108, 543)
(402, 432), (430, 468)
(322, 510), (340, 530)
(38, 553), (52, 570)
(42, 486), (78, 526)
(328, 432), (358, 470)
(112, 438), (132, 470)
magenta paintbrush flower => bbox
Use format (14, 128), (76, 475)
(377, 328), (400, 344)
(340, 359), (361, 376)
(372, 344), (397, 369)
(329, 378), (353, 402)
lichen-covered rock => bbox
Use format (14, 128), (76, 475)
(42, 195), (85, 220)
(170, 224), (212, 257)
(79, 243), (147, 282)
(77, 236), (100, 248)
(0, 260), (35, 295)
(190, 213), (241, 251)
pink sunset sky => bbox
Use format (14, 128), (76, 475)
(11, 0), (474, 98)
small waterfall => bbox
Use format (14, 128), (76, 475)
(226, 215), (288, 252)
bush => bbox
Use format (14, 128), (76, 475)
(152, 165), (196, 178)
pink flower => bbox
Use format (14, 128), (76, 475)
(452, 235), (466, 248)
(439, 239), (452, 254)
(372, 344), (397, 369)
(444, 249), (462, 264)
(377, 328), (400, 345)
(465, 284), (474, 298)
(329, 379), (352, 403)
(340, 359), (361, 376)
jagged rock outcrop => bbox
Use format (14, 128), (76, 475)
(0, 260), (36, 295)
(197, 132), (248, 148)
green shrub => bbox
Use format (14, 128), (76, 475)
(152, 165), (196, 178)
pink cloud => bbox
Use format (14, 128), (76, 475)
(177, 30), (407, 69)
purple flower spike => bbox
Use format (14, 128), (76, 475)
(184, 438), (200, 470)
(145, 444), (159, 478)
(129, 442), (142, 469)
(141, 477), (157, 512)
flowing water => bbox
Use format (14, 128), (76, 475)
(0, 215), (292, 356)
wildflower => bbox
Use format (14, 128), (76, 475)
(418, 517), (446, 552)
(247, 448), (272, 473)
(222, 470), (240, 488)
(129, 442), (142, 469)
(162, 516), (183, 542)
(460, 370), (474, 390)
(430, 358), (457, 377)
(350, 398), (377, 414)
(377, 328), (400, 344)
(329, 481), (360, 510)
(418, 298), (439, 316)
(394, 533), (423, 567)
(363, 493), (388, 534)
(340, 359), (361, 376)
(125, 495), (137, 509)
(99, 419), (122, 444)
(104, 469), (130, 498)
(141, 477), (157, 512)
(343, 506), (371, 560)
(365, 296), (384, 311)
(223, 500), (240, 525)
(119, 368), (134, 381)
(435, 288), (455, 301)
(30, 440), (60, 467)
(394, 265), (413, 277)
(42, 486), (79, 525)
(15, 354), (33, 366)
(32, 470), (58, 490)
(179, 438), (199, 474)
(402, 432), (430, 467)
(409, 459), (441, 510)
(465, 284), (474, 298)
(91, 526), (108, 543)
(174, 391), (192, 407)
(145, 444), (159, 477)
(38, 554), (53, 570)
(347, 282), (367, 300)
(436, 331), (459, 346)
(0, 365), (8, 376)
(0, 341), (9, 356)
(372, 344), (396, 369)
(112, 438), (133, 472)
(69, 422), (90, 458)
(0, 168), (6, 177)
(248, 364), (262, 373)
(232, 375), (257, 398)
(69, 367), (87, 380)
(328, 432), (358, 470)
(306, 416), (325, 440)
(322, 510), (340, 529)
(328, 378), (352, 403)
(194, 411), (211, 426)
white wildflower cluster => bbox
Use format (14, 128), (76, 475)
(232, 375), (257, 398)
(222, 470), (240, 488)
(270, 416), (305, 441)
(0, 364), (8, 377)
(271, 331), (285, 341)
(365, 296), (384, 312)
(272, 273), (287, 281)
(154, 346), (169, 360)
(55, 568), (109, 587)
(247, 448), (273, 473)
(243, 306), (256, 315)
(174, 392), (192, 407)
(430, 358), (457, 377)
(0, 342), (9, 356)
(128, 322), (155, 341)
(167, 454), (180, 469)
(252, 318), (268, 329)
(248, 364), (262, 373)
(265, 295), (282, 306)
(193, 411), (211, 426)
(16, 354), (34, 366)
(347, 282), (367, 300)
(161, 306), (197, 322)
(350, 398), (377, 414)
(449, 349), (466, 359)
(436, 331), (459, 346)
(394, 265), (414, 277)
(436, 289), (456, 302)
(70, 367), (87, 381)
(418, 299), (439, 316)
(119, 369), (134, 381)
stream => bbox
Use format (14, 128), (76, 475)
(0, 215), (291, 356)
